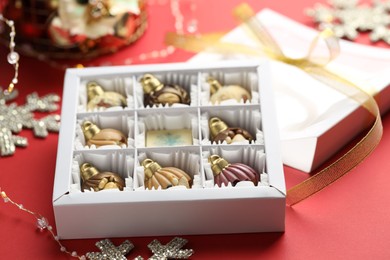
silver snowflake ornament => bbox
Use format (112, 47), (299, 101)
(86, 239), (134, 260)
(0, 89), (61, 156)
(306, 0), (390, 44)
(147, 237), (194, 260)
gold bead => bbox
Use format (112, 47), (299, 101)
(1, 191), (7, 198)
(8, 83), (14, 93)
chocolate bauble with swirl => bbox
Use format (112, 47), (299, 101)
(142, 158), (192, 190)
(209, 155), (260, 187)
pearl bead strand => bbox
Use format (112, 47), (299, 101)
(0, 14), (19, 94)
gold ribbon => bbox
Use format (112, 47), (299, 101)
(165, 3), (383, 206)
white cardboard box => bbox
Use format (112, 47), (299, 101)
(53, 61), (286, 239)
(189, 9), (390, 172)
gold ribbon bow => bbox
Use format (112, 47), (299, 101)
(165, 3), (383, 206)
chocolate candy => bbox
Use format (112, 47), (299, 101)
(140, 74), (190, 107)
(80, 163), (125, 192)
(209, 117), (253, 144)
(142, 158), (192, 190)
(208, 77), (251, 104)
(82, 120), (127, 147)
(208, 155), (260, 187)
(87, 81), (126, 111)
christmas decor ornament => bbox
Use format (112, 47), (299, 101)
(306, 0), (390, 45)
(208, 155), (260, 187)
(207, 77), (251, 104)
(81, 120), (127, 147)
(0, 90), (61, 156)
(209, 117), (253, 144)
(86, 81), (127, 111)
(142, 158), (192, 190)
(1, 0), (147, 59)
(80, 163), (125, 192)
(86, 239), (134, 260)
(145, 237), (194, 260)
(140, 74), (190, 107)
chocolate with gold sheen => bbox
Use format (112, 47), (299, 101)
(209, 117), (253, 144)
(140, 74), (190, 107)
(208, 77), (251, 104)
(209, 155), (260, 187)
(142, 158), (192, 190)
(80, 163), (125, 192)
(87, 81), (127, 111)
(82, 120), (127, 147)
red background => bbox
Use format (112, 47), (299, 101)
(1, 0), (390, 259)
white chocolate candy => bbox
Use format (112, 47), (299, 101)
(210, 85), (251, 104)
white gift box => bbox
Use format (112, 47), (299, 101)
(189, 9), (390, 172)
(53, 61), (285, 239)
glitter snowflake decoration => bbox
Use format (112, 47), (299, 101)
(0, 89), (61, 156)
(146, 237), (194, 260)
(86, 239), (134, 260)
(306, 0), (390, 44)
